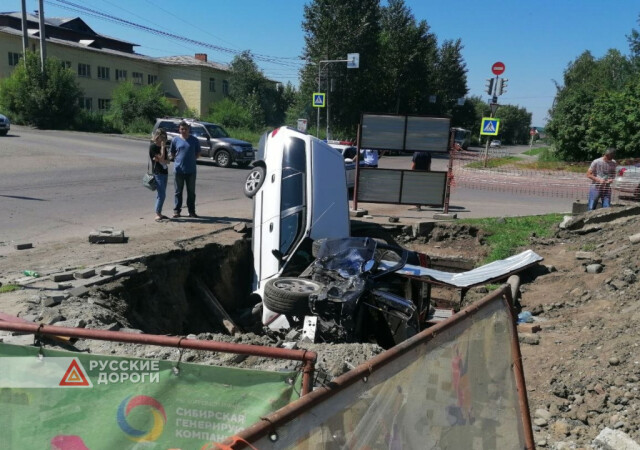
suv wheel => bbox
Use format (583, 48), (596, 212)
(215, 149), (231, 168)
(263, 277), (324, 315)
(244, 166), (265, 198)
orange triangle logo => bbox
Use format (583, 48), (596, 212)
(59, 359), (90, 387)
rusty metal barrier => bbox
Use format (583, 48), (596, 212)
(221, 284), (535, 449)
(0, 322), (317, 395)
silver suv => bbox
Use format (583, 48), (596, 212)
(152, 118), (254, 168)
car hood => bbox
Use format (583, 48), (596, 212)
(218, 137), (252, 147)
(0, 114), (8, 121)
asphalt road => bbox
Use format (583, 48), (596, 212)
(0, 127), (573, 248)
(0, 126), (254, 246)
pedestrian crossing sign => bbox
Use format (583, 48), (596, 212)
(480, 117), (500, 136)
(312, 93), (326, 108)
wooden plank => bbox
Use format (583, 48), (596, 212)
(193, 278), (240, 335)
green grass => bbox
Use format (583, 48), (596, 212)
(0, 284), (21, 294)
(460, 214), (564, 263)
(522, 146), (546, 156)
(466, 156), (521, 169)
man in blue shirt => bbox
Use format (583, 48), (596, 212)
(170, 121), (201, 218)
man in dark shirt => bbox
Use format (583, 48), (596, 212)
(170, 121), (201, 218)
(410, 152), (432, 211)
(411, 151), (431, 171)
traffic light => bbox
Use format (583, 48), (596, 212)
(485, 78), (495, 96)
(497, 78), (508, 96)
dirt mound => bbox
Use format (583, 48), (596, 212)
(2, 207), (640, 448)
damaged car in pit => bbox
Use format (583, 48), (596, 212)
(261, 237), (429, 348)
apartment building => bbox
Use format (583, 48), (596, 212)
(0, 12), (235, 116)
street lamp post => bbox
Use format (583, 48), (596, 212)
(316, 53), (359, 138)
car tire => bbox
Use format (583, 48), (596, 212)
(263, 277), (324, 315)
(215, 149), (231, 168)
(0, 130), (7, 136)
(243, 166), (265, 198)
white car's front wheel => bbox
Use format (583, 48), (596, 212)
(263, 277), (324, 315)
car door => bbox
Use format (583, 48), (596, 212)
(189, 125), (212, 157)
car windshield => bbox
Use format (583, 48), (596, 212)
(204, 124), (229, 138)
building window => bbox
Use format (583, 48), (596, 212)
(8, 52), (21, 66)
(61, 60), (71, 69)
(78, 63), (91, 78)
(97, 66), (110, 80)
(98, 99), (111, 111)
(209, 77), (216, 92)
(79, 97), (92, 110)
(98, 66), (109, 80)
(147, 74), (158, 85)
(115, 69), (127, 81)
(132, 72), (143, 84)
(222, 80), (229, 96)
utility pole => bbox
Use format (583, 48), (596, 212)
(38, 0), (47, 72)
(20, 0), (28, 63)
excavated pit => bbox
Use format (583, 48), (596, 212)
(99, 239), (256, 336)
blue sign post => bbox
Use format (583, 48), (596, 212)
(312, 93), (326, 108)
(480, 117), (500, 136)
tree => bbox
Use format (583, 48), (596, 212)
(107, 81), (175, 133)
(546, 49), (636, 161)
(300, 0), (382, 136)
(0, 50), (82, 129)
(228, 51), (292, 129)
(378, 0), (437, 115)
(432, 39), (468, 117)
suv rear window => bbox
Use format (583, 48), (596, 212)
(158, 121), (179, 133)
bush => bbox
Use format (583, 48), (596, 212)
(71, 110), (117, 133)
(206, 98), (253, 129)
(0, 51), (82, 129)
(107, 82), (175, 131)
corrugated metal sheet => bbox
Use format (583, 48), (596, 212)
(381, 249), (543, 288)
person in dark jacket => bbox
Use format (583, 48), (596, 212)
(149, 128), (169, 221)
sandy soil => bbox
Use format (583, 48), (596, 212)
(1, 206), (640, 449)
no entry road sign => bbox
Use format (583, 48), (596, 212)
(492, 62), (505, 76)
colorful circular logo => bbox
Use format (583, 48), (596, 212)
(117, 395), (167, 442)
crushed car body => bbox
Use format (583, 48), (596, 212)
(262, 237), (428, 348)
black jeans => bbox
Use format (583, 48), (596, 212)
(174, 172), (197, 214)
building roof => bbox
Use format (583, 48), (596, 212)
(1, 11), (138, 47)
(0, 12), (230, 74)
(155, 55), (229, 72)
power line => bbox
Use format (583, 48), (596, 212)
(45, 0), (305, 68)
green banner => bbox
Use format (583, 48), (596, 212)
(0, 343), (301, 449)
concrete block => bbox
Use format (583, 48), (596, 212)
(68, 286), (90, 298)
(74, 269), (96, 279)
(411, 221), (434, 238)
(57, 282), (73, 290)
(100, 266), (117, 276)
(52, 272), (75, 282)
(349, 208), (368, 217)
(572, 200), (588, 215)
(433, 213), (457, 220)
(593, 427), (640, 450)
(517, 323), (541, 334)
(89, 229), (126, 244)
(14, 243), (33, 250)
(43, 295), (65, 307)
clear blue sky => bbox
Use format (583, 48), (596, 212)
(6, 0), (640, 126)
